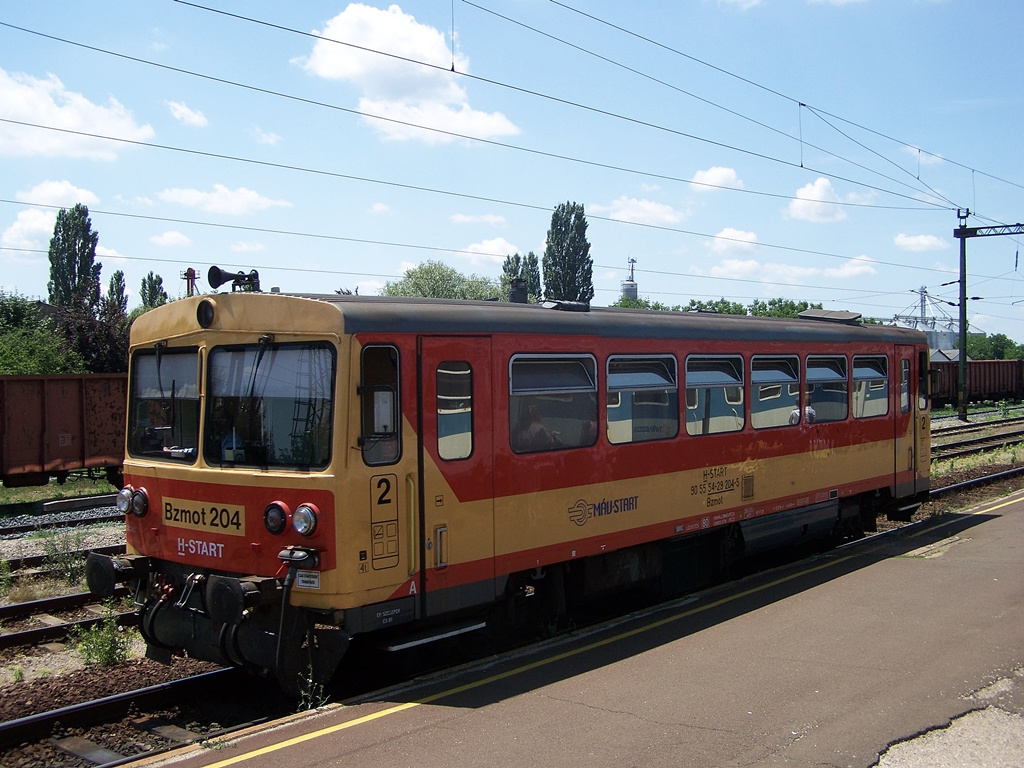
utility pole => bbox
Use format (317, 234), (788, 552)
(952, 212), (1024, 421)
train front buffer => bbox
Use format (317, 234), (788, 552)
(86, 480), (349, 696)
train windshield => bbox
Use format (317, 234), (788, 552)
(204, 341), (335, 469)
(127, 347), (201, 462)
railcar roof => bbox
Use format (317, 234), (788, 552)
(288, 293), (926, 345)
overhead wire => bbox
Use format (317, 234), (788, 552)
(0, 21), (941, 215)
(548, 0), (1024, 204)
(463, 0), (956, 212)
(165, 1), (955, 211)
(2, 5), (1020, 322)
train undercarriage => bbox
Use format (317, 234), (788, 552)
(86, 487), (924, 696)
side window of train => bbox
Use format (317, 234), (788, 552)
(852, 355), (889, 419)
(750, 356), (800, 429)
(509, 354), (598, 453)
(685, 356), (745, 436)
(606, 355), (679, 444)
(805, 356), (848, 423)
(359, 345), (400, 466)
(900, 358), (911, 414)
(918, 350), (930, 411)
(437, 361), (473, 461)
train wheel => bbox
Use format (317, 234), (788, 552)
(719, 524), (744, 579)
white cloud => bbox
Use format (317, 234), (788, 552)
(709, 227), (759, 254)
(230, 241), (265, 253)
(299, 4), (519, 143)
(894, 233), (948, 252)
(166, 100), (208, 127)
(0, 68), (154, 159)
(718, 0), (762, 8)
(590, 196), (685, 225)
(452, 213), (506, 226)
(370, 202), (392, 214)
(788, 177), (847, 222)
(150, 231), (192, 247)
(690, 166), (744, 191)
(252, 126), (281, 145)
(1, 208), (55, 250)
(96, 244), (126, 262)
(463, 237), (518, 266)
(157, 184), (292, 215)
(823, 254), (876, 278)
(694, 251), (876, 285)
(16, 180), (99, 207)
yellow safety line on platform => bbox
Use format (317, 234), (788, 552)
(200, 492), (1024, 767)
(201, 554), (851, 767)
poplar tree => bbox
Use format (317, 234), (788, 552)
(542, 201), (593, 304)
(47, 203), (101, 310)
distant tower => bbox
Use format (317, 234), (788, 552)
(620, 258), (638, 302)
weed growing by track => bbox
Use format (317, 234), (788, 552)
(36, 526), (88, 585)
(71, 601), (132, 667)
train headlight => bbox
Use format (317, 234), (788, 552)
(130, 488), (150, 517)
(293, 503), (319, 537)
(197, 298), (216, 329)
(116, 486), (133, 514)
(264, 501), (290, 535)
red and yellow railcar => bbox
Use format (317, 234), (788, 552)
(88, 282), (931, 693)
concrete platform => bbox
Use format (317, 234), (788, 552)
(152, 492), (1024, 768)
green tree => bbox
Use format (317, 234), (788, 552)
(966, 332), (1024, 360)
(103, 270), (128, 316)
(684, 298), (748, 315)
(501, 251), (542, 302)
(140, 271), (168, 308)
(609, 296), (683, 311)
(47, 204), (101, 311)
(0, 290), (85, 374)
(542, 201), (593, 303)
(381, 260), (500, 300)
(748, 298), (822, 318)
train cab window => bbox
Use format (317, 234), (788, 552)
(509, 355), (598, 453)
(437, 361), (473, 461)
(751, 356), (800, 429)
(685, 356), (745, 436)
(606, 355), (679, 444)
(852, 355), (889, 419)
(805, 356), (848, 423)
(205, 341), (335, 469)
(128, 346), (200, 462)
(359, 345), (401, 466)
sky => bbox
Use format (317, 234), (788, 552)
(2, 0), (1023, 340)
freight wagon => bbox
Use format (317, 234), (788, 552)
(929, 359), (1024, 408)
(0, 374), (126, 488)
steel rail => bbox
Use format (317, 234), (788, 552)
(0, 667), (239, 750)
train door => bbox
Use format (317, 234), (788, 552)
(417, 337), (495, 617)
(895, 345), (922, 495)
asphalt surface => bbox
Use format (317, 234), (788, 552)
(149, 493), (1024, 768)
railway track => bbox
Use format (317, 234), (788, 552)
(931, 427), (1024, 461)
(0, 589), (135, 652)
(0, 667), (292, 766)
(2, 462), (1023, 766)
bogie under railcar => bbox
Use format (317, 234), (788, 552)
(87, 289), (931, 695)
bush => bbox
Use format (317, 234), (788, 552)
(71, 601), (131, 666)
